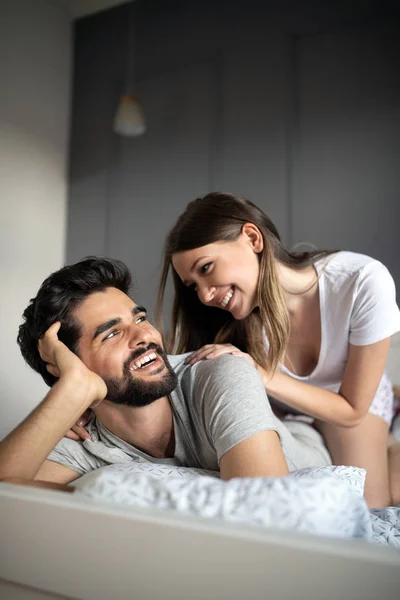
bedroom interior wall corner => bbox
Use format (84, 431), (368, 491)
(0, 0), (72, 440)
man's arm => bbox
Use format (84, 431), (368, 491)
(36, 460), (81, 485)
(219, 430), (289, 480)
(194, 355), (290, 480)
(0, 323), (107, 485)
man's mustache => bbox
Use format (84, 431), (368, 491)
(123, 343), (164, 372)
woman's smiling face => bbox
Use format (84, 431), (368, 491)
(171, 224), (263, 320)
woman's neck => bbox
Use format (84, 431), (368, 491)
(276, 262), (319, 313)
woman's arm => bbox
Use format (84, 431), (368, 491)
(261, 338), (391, 427)
(186, 338), (391, 427)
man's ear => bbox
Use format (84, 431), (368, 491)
(241, 223), (264, 253)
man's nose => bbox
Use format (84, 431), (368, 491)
(197, 284), (215, 305)
(127, 325), (152, 349)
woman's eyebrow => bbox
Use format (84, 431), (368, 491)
(190, 256), (210, 272)
(182, 257), (210, 284)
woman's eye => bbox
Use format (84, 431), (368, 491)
(200, 262), (212, 274)
(136, 315), (147, 324)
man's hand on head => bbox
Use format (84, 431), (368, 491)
(0, 323), (103, 485)
(38, 322), (107, 407)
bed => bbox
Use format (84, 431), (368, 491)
(1, 465), (400, 600)
(1, 336), (399, 600)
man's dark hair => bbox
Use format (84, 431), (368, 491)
(17, 257), (132, 387)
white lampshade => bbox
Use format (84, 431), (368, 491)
(113, 94), (146, 137)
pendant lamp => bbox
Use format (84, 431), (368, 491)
(113, 3), (146, 137)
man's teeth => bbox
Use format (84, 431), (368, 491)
(131, 352), (157, 371)
(220, 289), (233, 308)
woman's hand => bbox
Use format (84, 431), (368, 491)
(185, 343), (256, 368)
(65, 410), (92, 441)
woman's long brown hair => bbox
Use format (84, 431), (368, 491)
(155, 192), (336, 372)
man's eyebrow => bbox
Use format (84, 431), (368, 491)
(134, 305), (147, 315)
(93, 318), (121, 341)
(92, 305), (147, 341)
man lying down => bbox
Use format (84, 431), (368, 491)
(0, 257), (332, 490)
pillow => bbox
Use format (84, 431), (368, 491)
(74, 462), (366, 496)
(74, 462), (371, 541)
(73, 461), (219, 489)
(292, 465), (366, 497)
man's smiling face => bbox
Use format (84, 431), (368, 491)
(73, 287), (177, 407)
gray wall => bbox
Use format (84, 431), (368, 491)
(68, 0), (400, 317)
(0, 0), (71, 439)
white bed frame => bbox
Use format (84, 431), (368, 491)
(1, 482), (399, 600)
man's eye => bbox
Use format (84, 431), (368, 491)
(200, 262), (212, 274)
(136, 315), (147, 324)
(103, 330), (118, 341)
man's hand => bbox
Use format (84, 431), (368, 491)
(38, 322), (107, 407)
(0, 323), (108, 484)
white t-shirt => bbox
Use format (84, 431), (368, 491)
(268, 252), (400, 416)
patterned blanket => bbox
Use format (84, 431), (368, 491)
(74, 462), (400, 547)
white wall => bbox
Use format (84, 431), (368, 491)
(0, 0), (71, 439)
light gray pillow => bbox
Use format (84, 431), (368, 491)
(292, 464), (366, 497)
(74, 462), (371, 541)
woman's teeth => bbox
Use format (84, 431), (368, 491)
(220, 289), (233, 308)
(130, 352), (157, 371)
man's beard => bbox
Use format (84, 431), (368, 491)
(104, 343), (178, 407)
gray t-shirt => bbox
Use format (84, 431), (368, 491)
(48, 354), (331, 476)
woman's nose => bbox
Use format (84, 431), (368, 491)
(198, 284), (215, 305)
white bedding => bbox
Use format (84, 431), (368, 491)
(73, 462), (400, 546)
